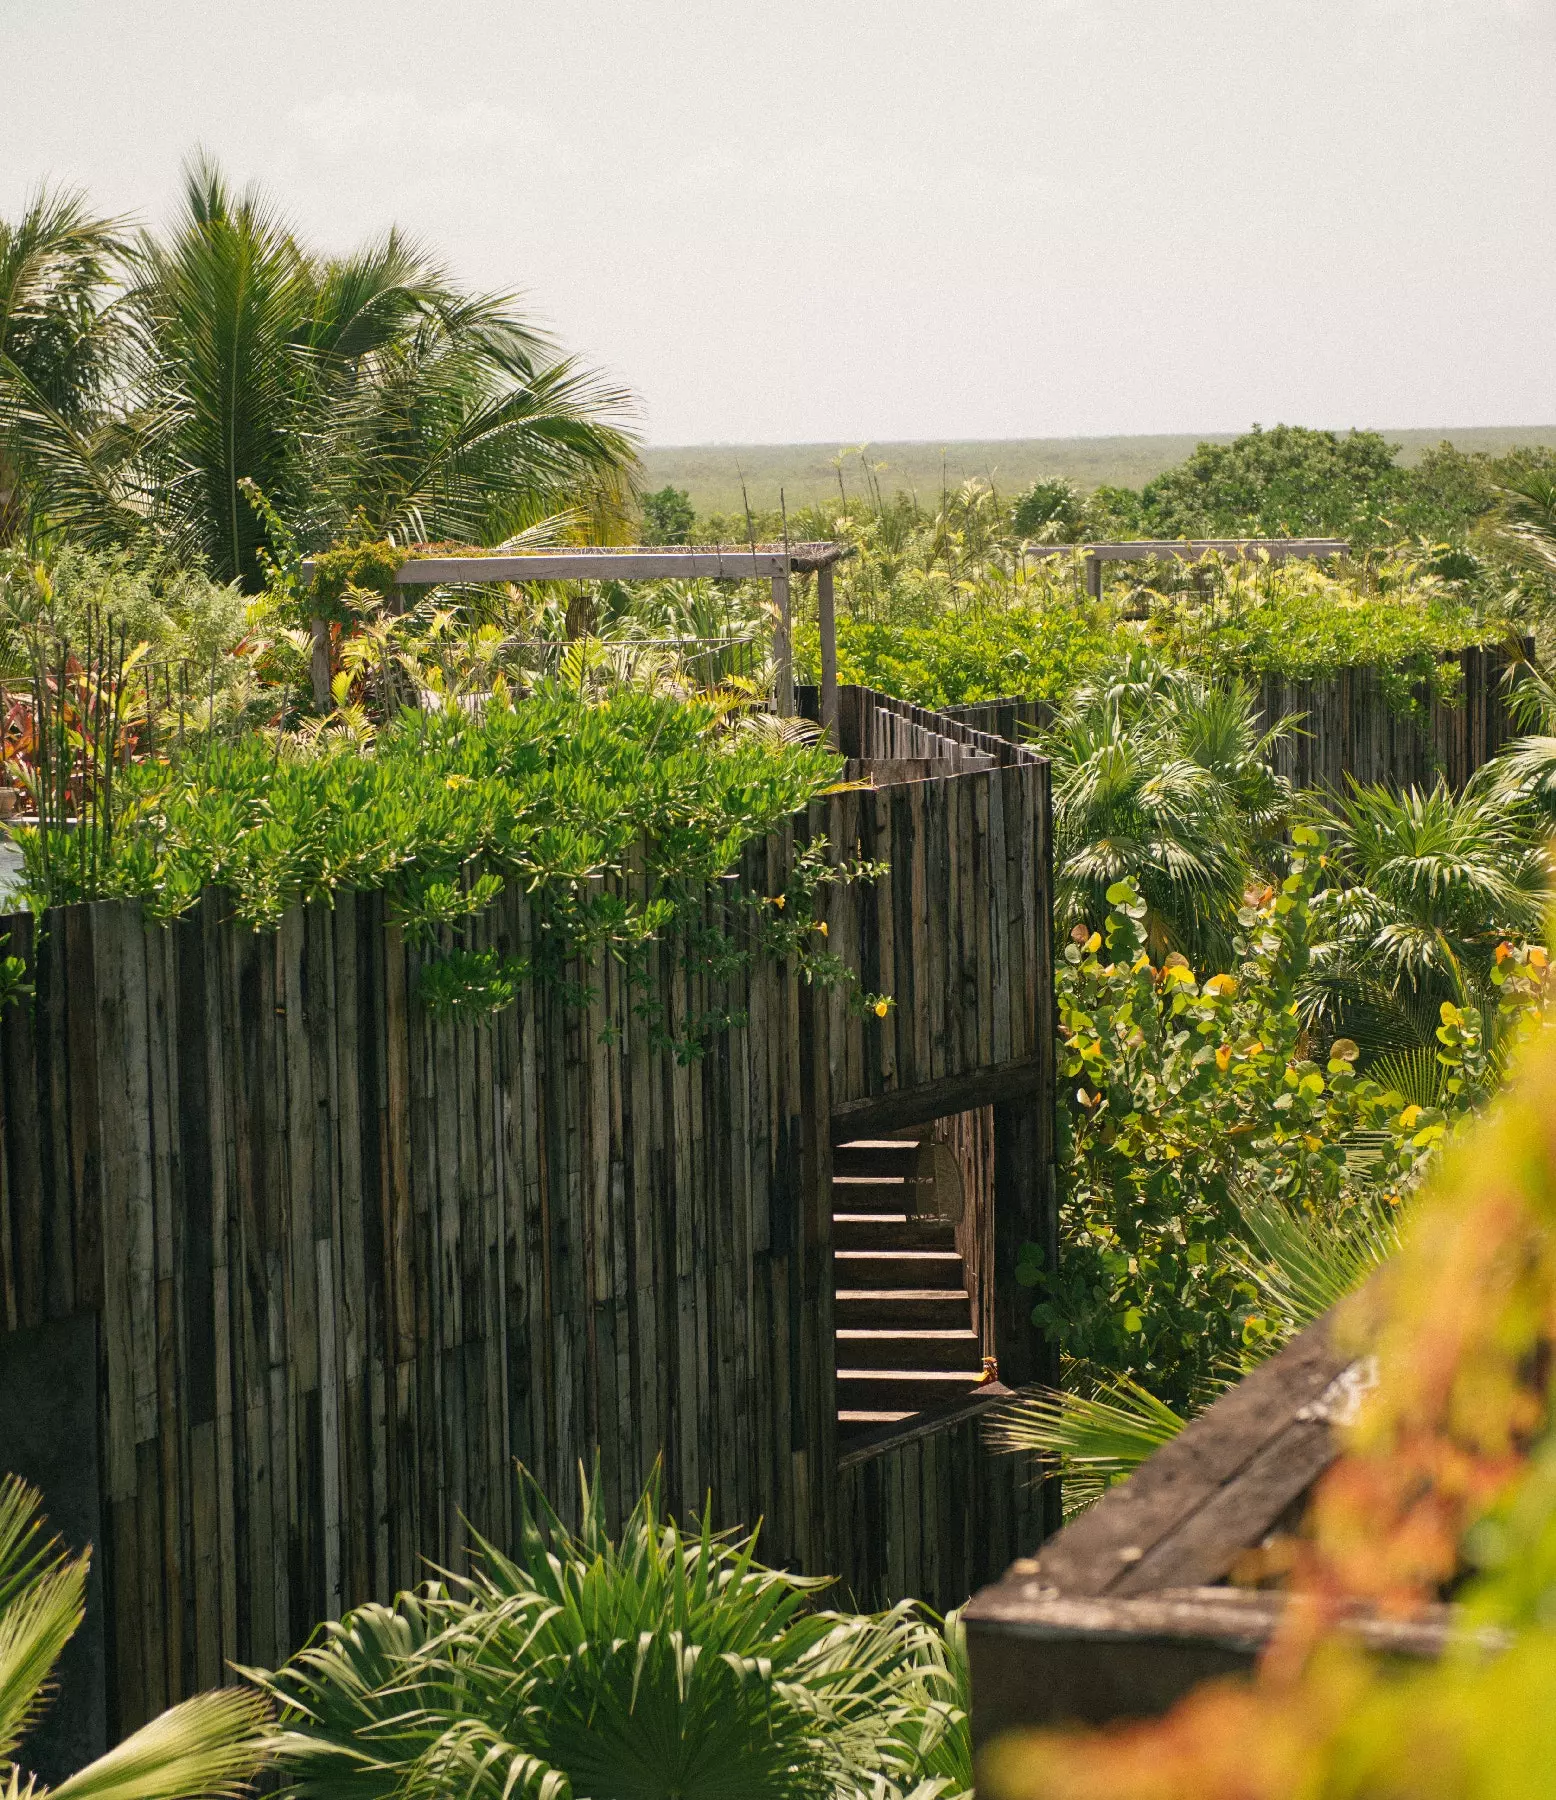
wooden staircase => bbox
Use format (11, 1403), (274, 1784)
(833, 1134), (987, 1437)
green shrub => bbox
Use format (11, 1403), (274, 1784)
(1140, 553), (1511, 700)
(797, 599), (1114, 710)
(1025, 840), (1477, 1410)
(0, 543), (247, 672)
(15, 689), (862, 1038)
(252, 1462), (970, 1800)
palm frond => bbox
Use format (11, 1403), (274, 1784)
(1232, 1188), (1405, 1345)
(986, 1381), (1186, 1520)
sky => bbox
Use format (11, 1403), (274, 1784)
(4, 0), (1553, 446)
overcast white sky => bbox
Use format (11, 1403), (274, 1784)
(4, 0), (1552, 445)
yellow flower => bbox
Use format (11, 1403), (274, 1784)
(772, 894), (786, 909)
(444, 773), (472, 790)
(817, 920), (828, 937)
(874, 999), (889, 1019)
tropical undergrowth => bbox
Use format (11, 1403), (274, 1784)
(1019, 829), (1552, 1418)
(250, 1461), (971, 1800)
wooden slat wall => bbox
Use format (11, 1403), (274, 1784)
(0, 730), (1055, 1734)
(1252, 641), (1529, 795)
(943, 698), (1053, 748)
(836, 1406), (1043, 1614)
(944, 644), (1527, 796)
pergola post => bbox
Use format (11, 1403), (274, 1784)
(817, 563), (839, 749)
(772, 568), (794, 717)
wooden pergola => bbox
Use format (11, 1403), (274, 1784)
(301, 542), (853, 732)
(1020, 538), (1350, 598)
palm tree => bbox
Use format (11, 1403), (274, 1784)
(0, 1473), (266, 1800)
(1043, 653), (1292, 964)
(3, 156), (639, 586)
(1303, 773), (1547, 1056)
(0, 186), (125, 545)
(251, 1461), (968, 1800)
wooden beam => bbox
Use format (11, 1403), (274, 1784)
(296, 544), (856, 587)
(829, 1056), (1043, 1141)
(1084, 539), (1348, 563)
(817, 563), (839, 749)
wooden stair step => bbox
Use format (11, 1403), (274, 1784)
(836, 1327), (982, 1370)
(838, 1409), (915, 1435)
(833, 1139), (922, 1178)
(830, 1175), (912, 1212)
(835, 1288), (973, 1328)
(837, 1368), (989, 1411)
(834, 1249), (966, 1290)
(832, 1214), (958, 1251)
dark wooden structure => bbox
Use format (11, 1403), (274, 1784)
(962, 1312), (1449, 1748)
(0, 687), (1053, 1739)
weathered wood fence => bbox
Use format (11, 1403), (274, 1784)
(945, 641), (1528, 795)
(1249, 641), (1529, 794)
(0, 689), (1053, 1741)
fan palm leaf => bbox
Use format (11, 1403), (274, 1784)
(253, 1460), (964, 1800)
(987, 1381), (1187, 1519)
(1044, 653), (1291, 962)
(0, 1475), (267, 1800)
(1231, 1189), (1405, 1346)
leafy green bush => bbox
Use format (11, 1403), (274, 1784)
(252, 1462), (971, 1800)
(640, 484), (695, 545)
(1112, 425), (1405, 546)
(1011, 477), (1089, 544)
(1140, 552), (1511, 695)
(15, 690), (861, 1037)
(797, 600), (1114, 710)
(1024, 838), (1468, 1410)
(0, 543), (247, 672)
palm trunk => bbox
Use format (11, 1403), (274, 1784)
(310, 616), (331, 712)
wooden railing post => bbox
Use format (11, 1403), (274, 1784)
(772, 569), (794, 716)
(818, 563), (839, 748)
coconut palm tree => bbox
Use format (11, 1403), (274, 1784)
(251, 1461), (968, 1800)
(1, 157), (639, 586)
(1043, 653), (1292, 964)
(0, 1473), (266, 1800)
(0, 186), (126, 545)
